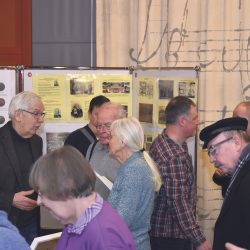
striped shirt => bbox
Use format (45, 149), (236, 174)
(66, 193), (103, 235)
(223, 145), (250, 208)
(149, 129), (206, 247)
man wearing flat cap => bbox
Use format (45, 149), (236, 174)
(200, 117), (250, 250)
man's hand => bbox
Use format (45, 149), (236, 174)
(196, 240), (212, 250)
(214, 168), (227, 177)
(225, 243), (246, 250)
(13, 190), (37, 211)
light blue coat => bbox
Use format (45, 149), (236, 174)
(108, 151), (155, 250)
(0, 210), (30, 250)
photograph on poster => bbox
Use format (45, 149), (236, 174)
(70, 78), (94, 95)
(138, 81), (153, 98)
(158, 80), (174, 99)
(46, 132), (69, 153)
(144, 134), (153, 151)
(53, 80), (59, 87)
(102, 81), (130, 94)
(53, 108), (62, 118)
(178, 81), (196, 98)
(71, 103), (83, 118)
(122, 105), (128, 117)
(158, 106), (166, 125)
(139, 103), (153, 123)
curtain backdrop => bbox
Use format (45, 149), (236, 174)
(96, 0), (250, 243)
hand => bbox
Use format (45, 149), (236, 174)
(13, 190), (37, 211)
(196, 240), (212, 250)
(225, 242), (246, 250)
(214, 168), (227, 177)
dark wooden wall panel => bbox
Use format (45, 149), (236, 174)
(0, 0), (31, 66)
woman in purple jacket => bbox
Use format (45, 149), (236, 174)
(29, 146), (135, 250)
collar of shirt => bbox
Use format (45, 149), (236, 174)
(66, 193), (103, 235)
(163, 128), (188, 152)
(96, 141), (108, 151)
(223, 144), (250, 203)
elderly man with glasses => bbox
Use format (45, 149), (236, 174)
(85, 102), (126, 199)
(0, 91), (45, 244)
(200, 117), (250, 250)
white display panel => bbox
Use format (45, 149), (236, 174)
(0, 68), (17, 127)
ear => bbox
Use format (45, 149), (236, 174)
(14, 110), (22, 122)
(120, 139), (126, 149)
(234, 135), (244, 149)
(178, 115), (187, 127)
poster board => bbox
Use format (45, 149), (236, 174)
(23, 67), (198, 158)
(22, 66), (199, 229)
(0, 67), (17, 127)
(23, 68), (133, 154)
(133, 68), (198, 165)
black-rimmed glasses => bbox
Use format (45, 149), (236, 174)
(20, 109), (46, 119)
(207, 137), (233, 157)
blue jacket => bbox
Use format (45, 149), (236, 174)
(108, 151), (155, 250)
(0, 210), (30, 249)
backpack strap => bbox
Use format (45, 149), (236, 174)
(86, 140), (98, 161)
(80, 127), (95, 144)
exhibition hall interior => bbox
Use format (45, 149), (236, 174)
(0, 1), (250, 249)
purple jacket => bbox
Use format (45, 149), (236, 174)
(56, 201), (135, 250)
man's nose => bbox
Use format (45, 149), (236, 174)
(209, 154), (216, 164)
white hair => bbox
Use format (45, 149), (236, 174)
(8, 91), (42, 119)
(111, 117), (162, 191)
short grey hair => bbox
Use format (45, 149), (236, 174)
(99, 102), (126, 120)
(8, 91), (42, 119)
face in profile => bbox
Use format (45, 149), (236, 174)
(108, 130), (124, 161)
(17, 100), (45, 138)
(37, 195), (77, 225)
(88, 106), (100, 134)
(184, 105), (198, 138)
(96, 109), (116, 145)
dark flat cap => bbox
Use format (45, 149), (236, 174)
(199, 117), (248, 149)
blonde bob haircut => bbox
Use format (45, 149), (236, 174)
(111, 117), (162, 191)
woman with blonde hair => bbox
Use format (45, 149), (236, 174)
(108, 117), (162, 250)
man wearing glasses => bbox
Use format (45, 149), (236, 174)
(0, 91), (45, 244)
(200, 117), (250, 250)
(212, 101), (250, 197)
(86, 102), (126, 199)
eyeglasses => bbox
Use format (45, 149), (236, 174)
(207, 137), (233, 157)
(96, 122), (112, 130)
(20, 109), (46, 119)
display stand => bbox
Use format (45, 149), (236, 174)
(0, 66), (18, 127)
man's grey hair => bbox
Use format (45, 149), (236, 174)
(8, 91), (42, 119)
(99, 102), (126, 119)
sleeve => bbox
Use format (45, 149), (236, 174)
(167, 154), (206, 246)
(149, 140), (206, 246)
(0, 144), (16, 213)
